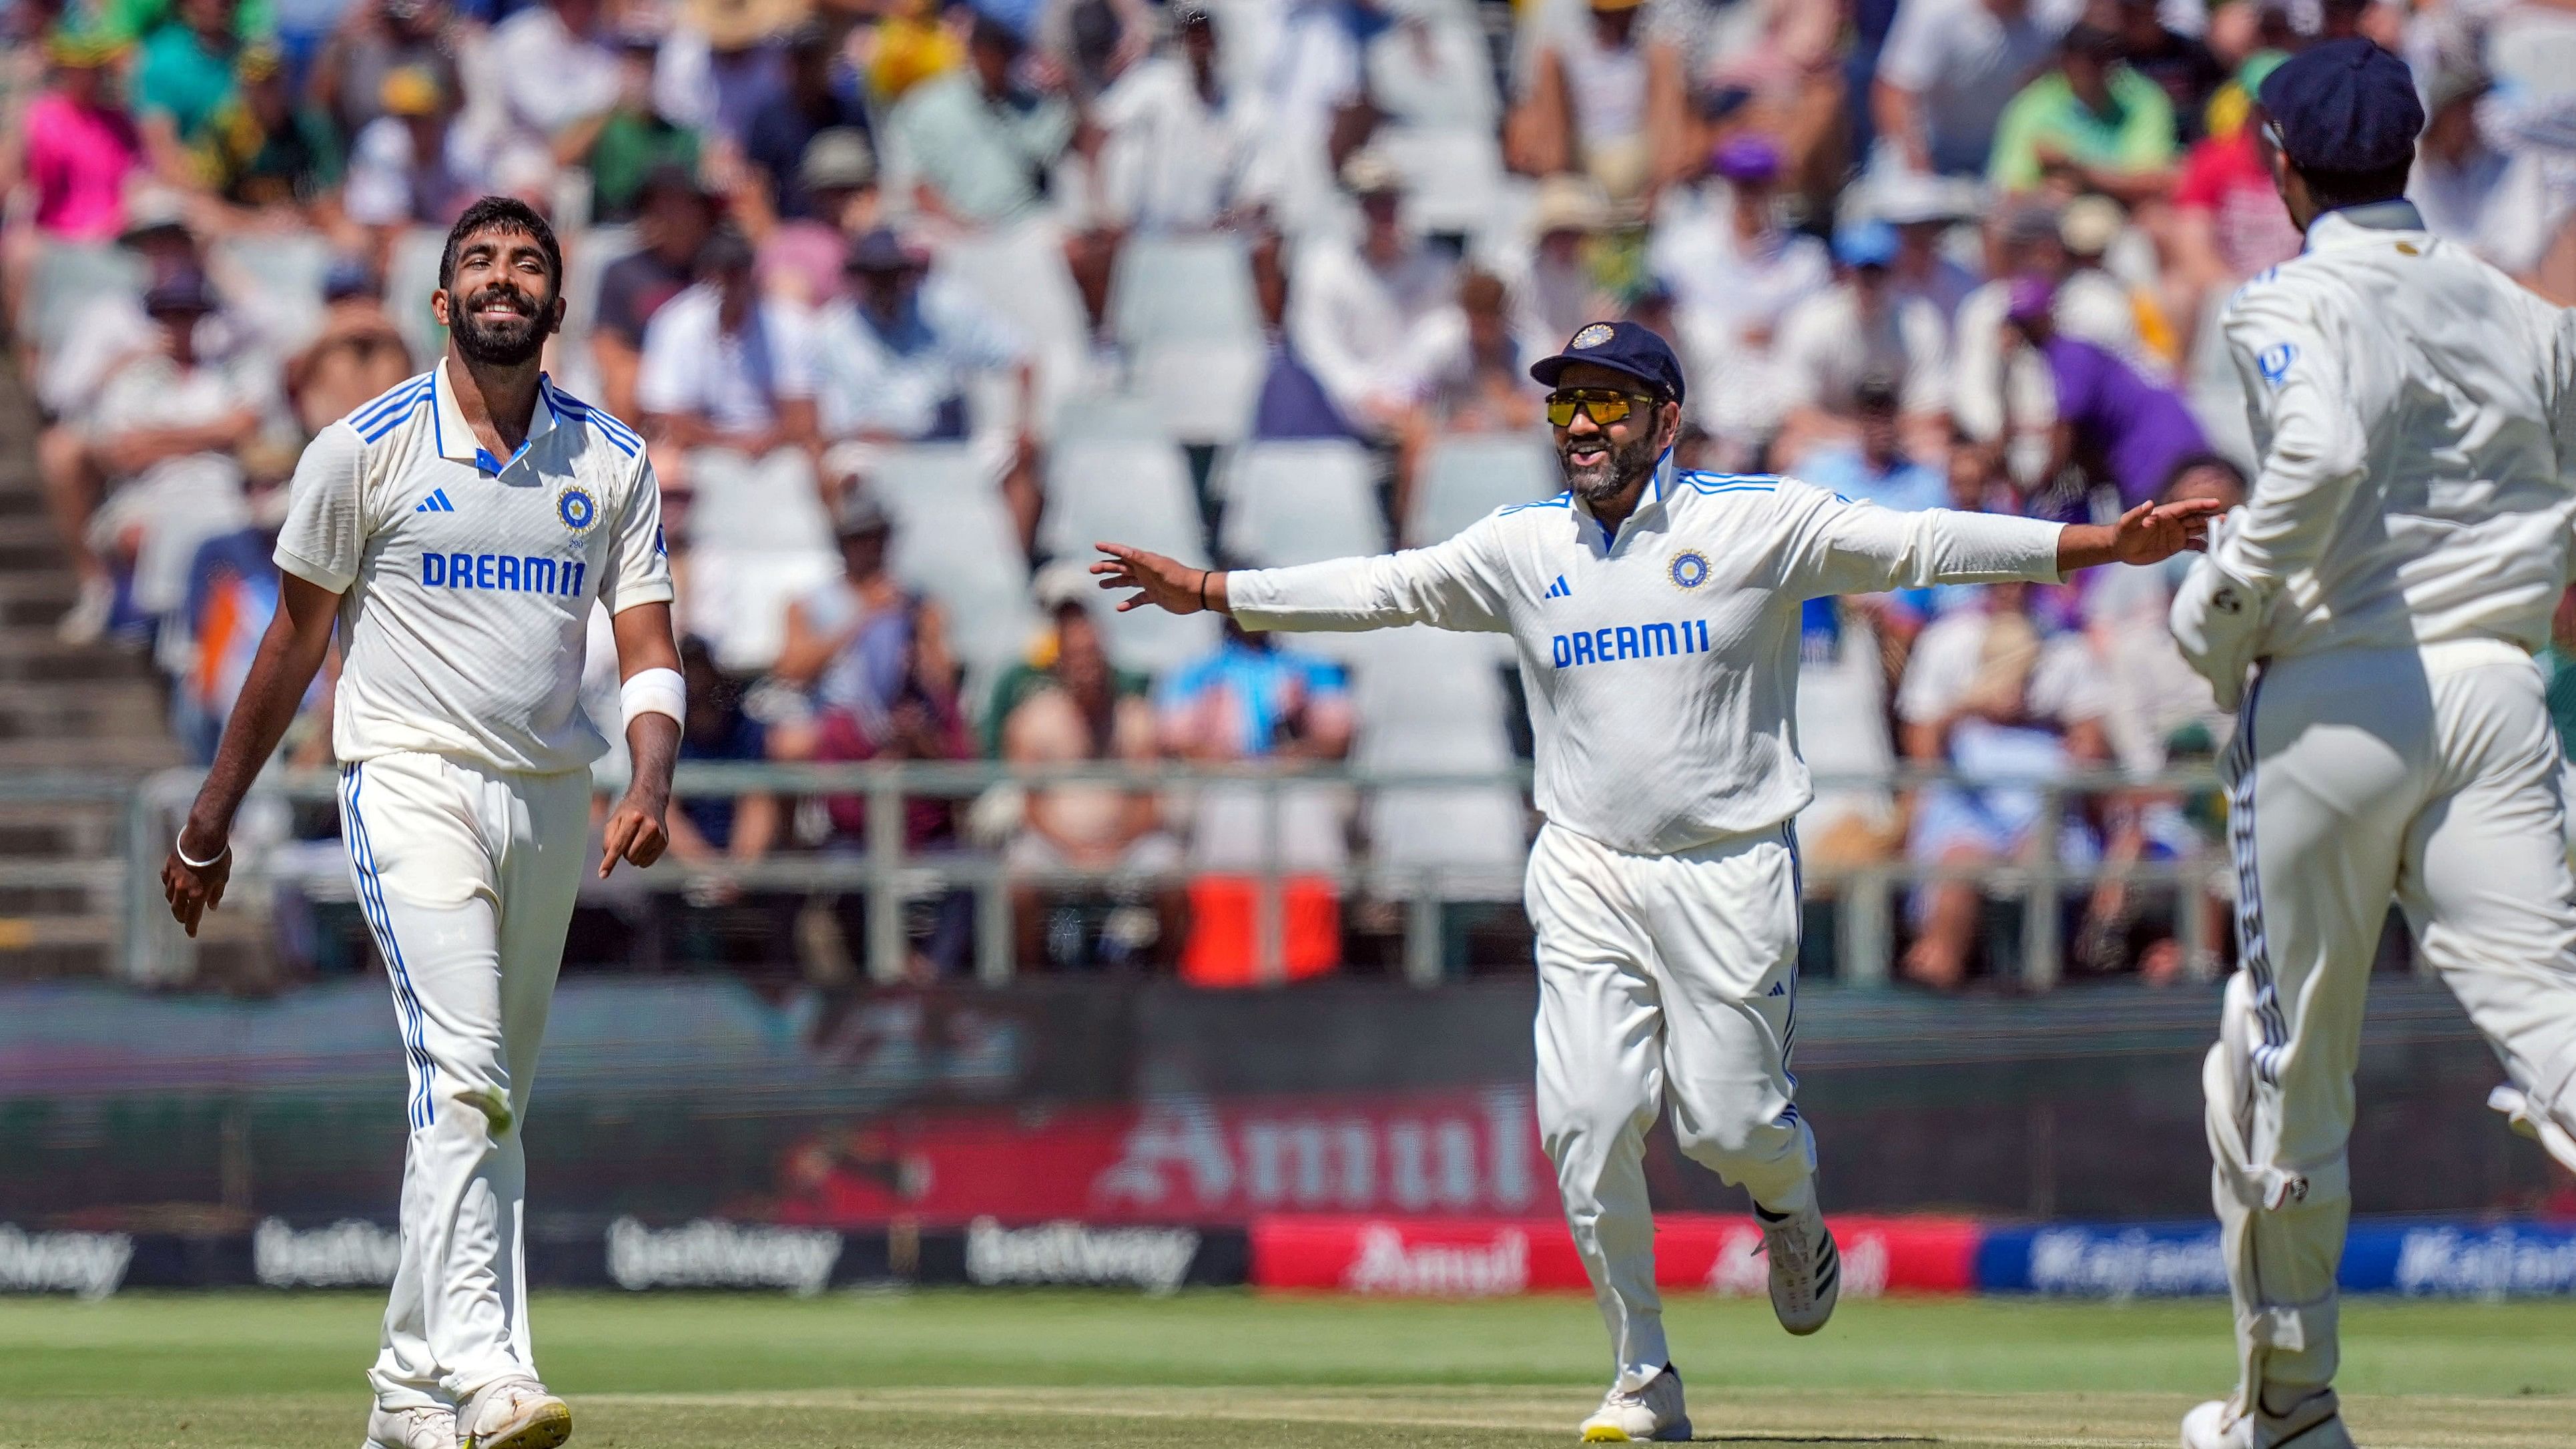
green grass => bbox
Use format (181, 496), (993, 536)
(1, 1291), (2571, 1448)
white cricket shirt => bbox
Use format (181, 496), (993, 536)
(273, 360), (675, 774)
(2172, 200), (2576, 692)
(1229, 464), (2066, 856)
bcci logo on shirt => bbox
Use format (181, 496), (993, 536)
(1668, 550), (1710, 590)
(557, 485), (598, 535)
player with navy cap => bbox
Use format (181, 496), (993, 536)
(2168, 37), (2576, 1449)
(1098, 320), (2217, 1442)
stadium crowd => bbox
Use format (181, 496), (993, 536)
(11, 0), (2576, 988)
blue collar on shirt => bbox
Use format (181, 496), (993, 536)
(2303, 198), (2427, 254)
(430, 357), (561, 474)
(1568, 450), (1677, 547)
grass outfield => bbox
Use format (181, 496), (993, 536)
(2, 1291), (2573, 1448)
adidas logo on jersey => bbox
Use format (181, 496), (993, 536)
(414, 489), (457, 513)
(1544, 575), (1572, 599)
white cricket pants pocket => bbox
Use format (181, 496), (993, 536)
(341, 752), (590, 1408)
(1528, 821), (1814, 1391)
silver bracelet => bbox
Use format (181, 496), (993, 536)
(174, 831), (231, 870)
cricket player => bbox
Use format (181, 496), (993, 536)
(2168, 40), (2576, 1449)
(1096, 321), (2217, 1442)
(160, 197), (681, 1449)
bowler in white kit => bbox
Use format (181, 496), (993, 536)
(162, 198), (683, 1449)
(2167, 41), (2576, 1449)
(1096, 320), (2216, 1442)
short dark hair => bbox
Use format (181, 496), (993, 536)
(2159, 451), (2247, 498)
(2294, 158), (2414, 212)
(438, 196), (562, 295)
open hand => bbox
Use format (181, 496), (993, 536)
(2109, 496), (2226, 565)
(1091, 542), (1219, 615)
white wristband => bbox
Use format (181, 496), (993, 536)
(620, 666), (687, 734)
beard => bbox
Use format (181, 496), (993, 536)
(450, 282), (553, 366)
(1558, 422), (1664, 505)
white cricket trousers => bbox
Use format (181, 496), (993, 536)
(338, 752), (591, 1409)
(1528, 820), (1816, 1392)
(2212, 641), (2576, 1402)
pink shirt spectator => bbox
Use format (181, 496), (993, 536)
(23, 92), (142, 241)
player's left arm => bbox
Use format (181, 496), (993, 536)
(1782, 481), (2216, 596)
(597, 457), (683, 878)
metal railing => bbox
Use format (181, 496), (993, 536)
(65, 761), (2238, 990)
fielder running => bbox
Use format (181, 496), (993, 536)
(162, 197), (681, 1449)
(1096, 322), (2218, 1442)
(2168, 40), (2576, 1449)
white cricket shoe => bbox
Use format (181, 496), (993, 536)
(363, 1402), (457, 1449)
(459, 1377), (571, 1449)
(1578, 1364), (1692, 1442)
(2180, 1389), (2355, 1449)
(1758, 1201), (1840, 1336)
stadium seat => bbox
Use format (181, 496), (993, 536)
(679, 448), (837, 673)
(934, 226), (1090, 441)
(1345, 626), (1526, 900)
(865, 444), (1037, 676)
(212, 229), (332, 352)
(1127, 339), (1266, 445)
(1108, 234), (1260, 349)
(1366, 0), (1497, 131)
(2491, 9), (2576, 100)
(1217, 439), (1385, 568)
(1408, 430), (1560, 545)
(1040, 434), (1217, 673)
(384, 226), (450, 369)
(1376, 127), (1507, 239)
(22, 244), (144, 357)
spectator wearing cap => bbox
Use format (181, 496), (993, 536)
(1869, 168), (1980, 319)
(1873, 0), (2073, 178)
(1646, 133), (1831, 453)
(1516, 174), (1619, 344)
(562, 17), (703, 224)
(661, 0), (806, 147)
(992, 565), (1181, 970)
(7, 29), (143, 252)
(880, 11), (1075, 230)
(1951, 195), (2154, 456)
(1799, 374), (1951, 513)
(752, 129), (879, 306)
(2004, 275), (2206, 509)
(637, 225), (822, 521)
(340, 63), (487, 242)
(2108, 0), (2224, 146)
(1287, 148), (1460, 438)
(1985, 23), (2178, 202)
(1773, 217), (1951, 465)
(192, 41), (342, 219)
(308, 0), (462, 146)
(741, 28), (874, 223)
(1508, 0), (1664, 203)
(284, 259), (412, 434)
(2406, 63), (2507, 260)
(133, 0), (246, 153)
(593, 166), (717, 419)
(75, 270), (276, 637)
(1087, 0), (1251, 236)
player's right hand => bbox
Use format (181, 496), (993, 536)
(163, 831), (232, 939)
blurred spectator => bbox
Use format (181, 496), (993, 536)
(10, 29), (143, 248)
(341, 65), (485, 240)
(2166, 49), (2298, 337)
(811, 226), (1028, 445)
(2104, 0), (2222, 145)
(1157, 617), (1355, 984)
(1515, 173), (1618, 344)
(310, 0), (462, 146)
(1089, 0), (1249, 235)
(193, 41), (342, 219)
(1873, 170), (1980, 319)
(1395, 267), (1544, 526)
(2085, 452), (2239, 777)
(659, 0), (803, 146)
(1246, 225), (1362, 443)
(80, 271), (270, 634)
(1985, 23), (2176, 202)
(2004, 276), (2204, 508)
(996, 570), (1179, 971)
(2055, 194), (2174, 370)
(2409, 63), (2506, 256)
(636, 224), (818, 476)
(1874, 0), (2075, 178)
(1773, 218), (1950, 462)
(284, 258), (410, 432)
(1510, 0), (1660, 202)
(1799, 374), (1948, 512)
(882, 11), (1073, 229)
(1650, 133), (1831, 454)
(593, 166), (715, 418)
(1287, 148), (1457, 437)
(755, 128), (876, 306)
(487, 0), (623, 162)
(743, 25), (873, 223)
(133, 0), (248, 154)
(1895, 579), (2109, 988)
(1952, 196), (2150, 459)
(563, 20), (701, 224)
(664, 634), (781, 886)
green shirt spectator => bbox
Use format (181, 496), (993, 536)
(1987, 25), (2176, 195)
(589, 111), (702, 224)
(103, 0), (272, 45)
(880, 15), (1071, 228)
(2543, 645), (2576, 761)
(133, 5), (244, 144)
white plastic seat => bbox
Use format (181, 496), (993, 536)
(1376, 126), (1506, 238)
(866, 445), (1037, 675)
(679, 447), (836, 673)
(1366, 2), (1496, 131)
(1408, 430), (1561, 545)
(384, 226), (450, 368)
(1347, 627), (1526, 900)
(1218, 439), (1384, 567)
(934, 226), (1090, 441)
(1129, 338), (1267, 445)
(1108, 234), (1261, 348)
(23, 244), (144, 356)
(212, 228), (332, 350)
(1042, 434), (1217, 672)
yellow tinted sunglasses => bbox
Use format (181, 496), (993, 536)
(1545, 388), (1654, 428)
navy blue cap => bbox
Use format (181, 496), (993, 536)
(1529, 321), (1686, 404)
(2257, 39), (2423, 174)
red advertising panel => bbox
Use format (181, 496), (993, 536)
(1247, 1214), (1980, 1296)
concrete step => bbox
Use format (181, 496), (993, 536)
(0, 802), (121, 859)
(0, 679), (168, 739)
(0, 628), (157, 682)
(0, 573), (79, 627)
(0, 736), (183, 771)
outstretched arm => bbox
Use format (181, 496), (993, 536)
(1789, 483), (2220, 597)
(2056, 497), (2225, 573)
(164, 575), (342, 936)
(1093, 523), (1513, 634)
